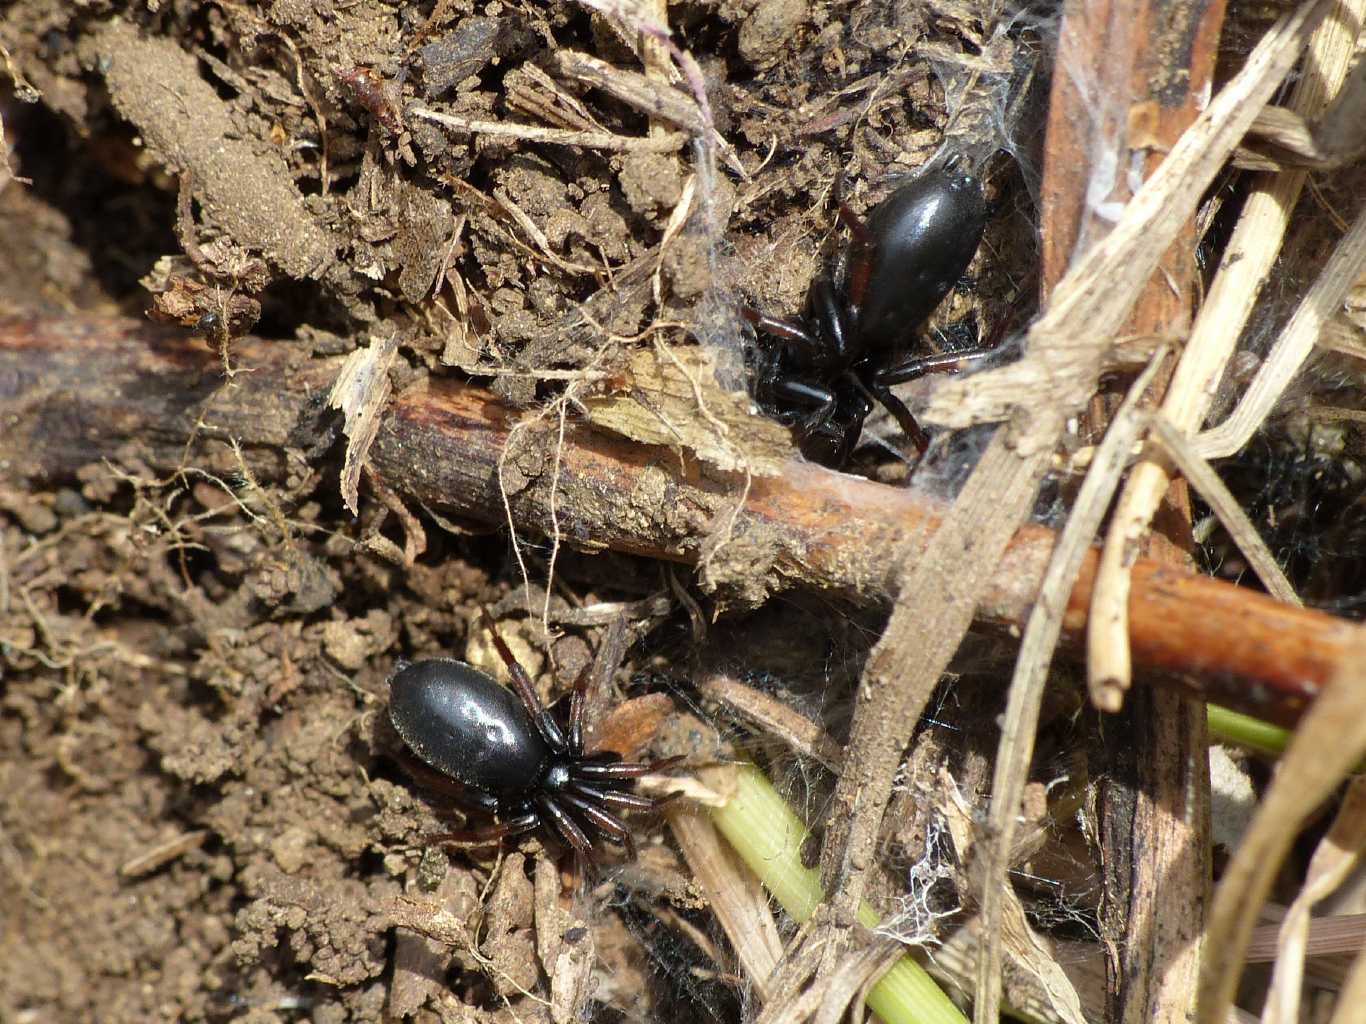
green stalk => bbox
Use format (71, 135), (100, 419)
(709, 762), (967, 1024)
(1207, 704), (1290, 757)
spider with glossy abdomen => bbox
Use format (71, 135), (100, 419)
(387, 613), (681, 860)
(744, 156), (998, 467)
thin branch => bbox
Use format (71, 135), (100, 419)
(1, 314), (1361, 727)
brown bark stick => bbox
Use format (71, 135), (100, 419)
(0, 312), (1358, 725)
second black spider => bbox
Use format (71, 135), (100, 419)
(744, 158), (995, 467)
(388, 613), (680, 860)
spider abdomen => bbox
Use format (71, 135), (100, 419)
(857, 170), (987, 355)
(389, 658), (549, 797)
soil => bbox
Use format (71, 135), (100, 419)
(0, 1), (1041, 1021)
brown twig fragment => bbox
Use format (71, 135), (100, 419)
(118, 829), (210, 879)
(667, 806), (785, 1002)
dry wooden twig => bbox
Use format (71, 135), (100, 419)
(977, 347), (1170, 1023)
(1, 313), (1359, 726)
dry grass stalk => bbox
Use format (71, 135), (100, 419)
(1236, 55), (1366, 171)
(567, 0), (724, 236)
(1148, 417), (1300, 605)
(551, 49), (744, 177)
(812, 941), (907, 1024)
(1329, 959), (1366, 1024)
(1048, 8), (1350, 1019)
(1195, 208), (1366, 460)
(698, 674), (843, 771)
(941, 778), (1088, 1024)
(1246, 909), (1366, 964)
(1097, 198), (1366, 700)
(1261, 778), (1366, 1023)
(504, 63), (609, 134)
(816, 424), (1061, 1013)
(554, 49), (696, 131)
(667, 807), (785, 1002)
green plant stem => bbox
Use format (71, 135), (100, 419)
(1207, 704), (1290, 757)
(708, 762), (967, 1024)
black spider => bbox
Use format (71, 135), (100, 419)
(387, 613), (680, 860)
(743, 157), (995, 467)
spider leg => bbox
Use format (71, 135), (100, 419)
(426, 812), (540, 848)
(874, 348), (995, 387)
(559, 792), (638, 859)
(536, 794), (593, 858)
(394, 749), (471, 801)
(433, 788), (500, 817)
(647, 753), (687, 773)
(571, 782), (676, 818)
(866, 380), (929, 456)
(866, 349), (995, 458)
(479, 607), (569, 753)
(567, 661), (591, 755)
(739, 306), (824, 358)
(569, 781), (657, 813)
(834, 196), (875, 312)
(395, 750), (506, 814)
(572, 754), (685, 783)
(835, 198), (875, 249)
(806, 276), (851, 360)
